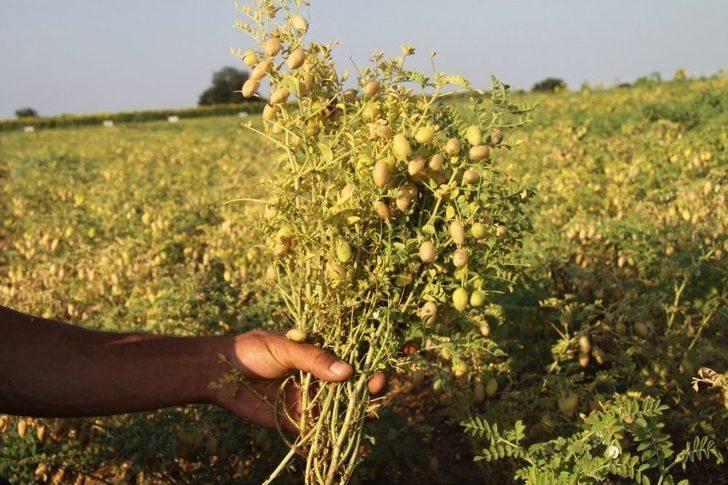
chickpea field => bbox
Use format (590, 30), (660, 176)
(1, 75), (726, 483)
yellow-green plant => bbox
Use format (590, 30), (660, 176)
(234, 0), (531, 482)
(463, 395), (724, 484)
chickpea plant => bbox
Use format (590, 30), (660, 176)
(231, 0), (532, 482)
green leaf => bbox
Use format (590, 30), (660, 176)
(317, 142), (334, 163)
(442, 74), (470, 88)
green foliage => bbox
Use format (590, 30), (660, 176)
(642, 89), (727, 129)
(0, 102), (265, 132)
(199, 66), (251, 105)
(14, 107), (38, 119)
(462, 395), (724, 484)
(531, 77), (567, 93)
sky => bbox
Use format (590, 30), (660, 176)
(1, 0), (726, 119)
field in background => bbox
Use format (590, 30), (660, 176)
(0, 102), (265, 133)
(0, 76), (726, 483)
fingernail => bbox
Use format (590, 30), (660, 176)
(329, 360), (352, 376)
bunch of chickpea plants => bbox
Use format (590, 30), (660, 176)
(228, 0), (532, 482)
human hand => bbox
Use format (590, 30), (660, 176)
(209, 330), (386, 433)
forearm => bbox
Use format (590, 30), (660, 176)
(0, 306), (228, 417)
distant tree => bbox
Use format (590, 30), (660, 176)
(198, 67), (250, 105)
(634, 72), (662, 88)
(15, 107), (38, 119)
(531, 78), (567, 93)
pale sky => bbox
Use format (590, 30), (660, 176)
(1, 0), (726, 118)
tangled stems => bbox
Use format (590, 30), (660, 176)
(262, 310), (391, 484)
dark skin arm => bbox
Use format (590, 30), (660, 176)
(0, 306), (385, 433)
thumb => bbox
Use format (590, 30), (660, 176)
(275, 339), (353, 382)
